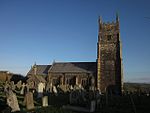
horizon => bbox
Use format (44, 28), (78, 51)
(0, 0), (150, 83)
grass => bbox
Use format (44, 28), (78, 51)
(0, 82), (150, 113)
(0, 82), (71, 113)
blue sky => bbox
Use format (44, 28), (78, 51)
(0, 0), (150, 83)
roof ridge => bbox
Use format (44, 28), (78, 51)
(36, 64), (51, 66)
(54, 61), (96, 63)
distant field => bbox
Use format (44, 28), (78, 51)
(124, 82), (150, 93)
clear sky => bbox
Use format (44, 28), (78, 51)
(0, 0), (150, 83)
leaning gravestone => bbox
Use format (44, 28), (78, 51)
(6, 90), (20, 112)
(42, 96), (48, 107)
(24, 92), (34, 110)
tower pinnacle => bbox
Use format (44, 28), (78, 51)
(98, 16), (102, 32)
(116, 12), (119, 22)
(99, 16), (102, 24)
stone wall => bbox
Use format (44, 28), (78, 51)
(47, 72), (95, 91)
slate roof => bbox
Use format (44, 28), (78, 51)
(49, 62), (97, 74)
(27, 74), (46, 83)
(27, 65), (51, 76)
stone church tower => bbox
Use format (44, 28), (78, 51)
(97, 14), (123, 94)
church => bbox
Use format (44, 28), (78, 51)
(27, 14), (123, 94)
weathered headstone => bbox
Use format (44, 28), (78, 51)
(89, 100), (96, 112)
(10, 81), (15, 91)
(45, 82), (49, 92)
(4, 82), (10, 93)
(42, 96), (48, 107)
(70, 85), (74, 90)
(24, 92), (34, 110)
(16, 80), (22, 89)
(50, 83), (53, 92)
(53, 86), (57, 94)
(20, 83), (26, 95)
(37, 82), (45, 98)
(6, 90), (20, 112)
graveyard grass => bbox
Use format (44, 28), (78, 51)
(0, 81), (150, 113)
(0, 81), (74, 113)
(0, 92), (73, 113)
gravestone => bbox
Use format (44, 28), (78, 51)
(89, 100), (96, 112)
(53, 86), (57, 94)
(16, 80), (22, 89)
(37, 82), (45, 98)
(20, 83), (26, 95)
(50, 83), (53, 92)
(42, 96), (48, 107)
(70, 85), (74, 90)
(24, 92), (34, 110)
(4, 82), (10, 93)
(10, 81), (16, 91)
(59, 84), (67, 92)
(46, 82), (52, 92)
(6, 90), (20, 112)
